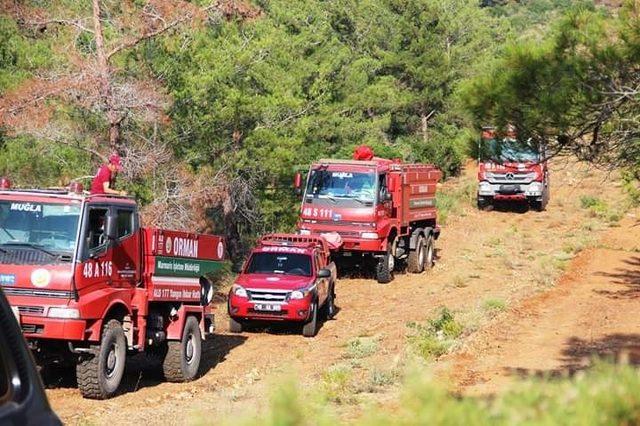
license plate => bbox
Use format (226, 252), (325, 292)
(254, 304), (281, 312)
(500, 184), (520, 193)
(11, 306), (20, 323)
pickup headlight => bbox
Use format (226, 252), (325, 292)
(232, 284), (248, 298)
(48, 307), (80, 319)
(361, 232), (379, 240)
(289, 290), (306, 300)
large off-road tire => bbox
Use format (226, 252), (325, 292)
(76, 319), (126, 399)
(302, 302), (319, 337)
(324, 285), (337, 320)
(407, 235), (426, 273)
(163, 316), (202, 382)
(530, 199), (545, 212)
(375, 248), (394, 284)
(229, 317), (243, 333)
(477, 196), (492, 211)
(424, 234), (435, 270)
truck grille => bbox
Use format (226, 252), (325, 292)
(21, 324), (44, 334)
(2, 287), (73, 299)
(487, 173), (533, 184)
(17, 306), (44, 315)
(0, 249), (57, 265)
(247, 289), (289, 304)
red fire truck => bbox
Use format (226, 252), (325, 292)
(0, 180), (225, 399)
(477, 127), (550, 211)
(228, 234), (337, 337)
(295, 146), (442, 283)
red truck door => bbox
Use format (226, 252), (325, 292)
(110, 206), (140, 288)
(79, 205), (115, 287)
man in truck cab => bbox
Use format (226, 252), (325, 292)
(90, 153), (127, 196)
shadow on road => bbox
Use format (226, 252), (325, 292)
(504, 333), (640, 380)
(593, 256), (640, 299)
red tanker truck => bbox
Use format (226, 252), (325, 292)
(477, 127), (550, 211)
(0, 180), (225, 399)
(295, 146), (442, 283)
(228, 234), (337, 337)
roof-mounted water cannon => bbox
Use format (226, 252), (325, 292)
(0, 177), (11, 190)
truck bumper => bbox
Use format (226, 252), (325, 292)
(478, 181), (544, 199)
(228, 297), (313, 323)
(19, 316), (87, 341)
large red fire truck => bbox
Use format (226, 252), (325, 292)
(0, 179), (225, 399)
(228, 234), (337, 337)
(477, 127), (550, 211)
(295, 146), (441, 283)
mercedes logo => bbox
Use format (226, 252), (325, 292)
(505, 173), (515, 180)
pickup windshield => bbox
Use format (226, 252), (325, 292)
(246, 253), (312, 277)
(0, 201), (81, 255)
(305, 169), (376, 202)
(480, 138), (540, 163)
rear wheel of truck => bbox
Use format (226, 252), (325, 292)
(76, 319), (126, 400)
(163, 316), (202, 382)
(303, 302), (319, 337)
(375, 247), (394, 284)
(407, 235), (426, 273)
(424, 234), (435, 270)
(229, 317), (243, 333)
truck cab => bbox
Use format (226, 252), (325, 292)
(228, 234), (337, 337)
(477, 127), (550, 211)
(0, 181), (224, 399)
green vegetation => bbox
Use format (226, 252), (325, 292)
(230, 362), (640, 425)
(344, 336), (380, 359)
(483, 298), (507, 313)
(436, 179), (476, 224)
(407, 307), (464, 360)
(580, 195), (625, 225)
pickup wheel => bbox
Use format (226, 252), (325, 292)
(229, 317), (243, 333)
(375, 247), (394, 284)
(163, 316), (202, 382)
(407, 235), (426, 273)
(302, 302), (319, 337)
(324, 284), (337, 320)
(76, 319), (126, 399)
(477, 196), (492, 211)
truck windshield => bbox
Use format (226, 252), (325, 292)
(246, 253), (312, 277)
(305, 169), (376, 202)
(0, 201), (81, 255)
(480, 138), (540, 163)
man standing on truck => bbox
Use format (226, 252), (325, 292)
(90, 153), (127, 196)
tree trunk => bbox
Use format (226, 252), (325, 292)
(222, 192), (243, 272)
(92, 0), (120, 153)
(421, 113), (428, 144)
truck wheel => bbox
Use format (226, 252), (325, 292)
(229, 317), (243, 333)
(163, 316), (202, 382)
(302, 302), (319, 337)
(407, 235), (426, 273)
(530, 199), (545, 212)
(375, 249), (394, 284)
(76, 319), (126, 399)
(477, 196), (492, 211)
(424, 234), (435, 270)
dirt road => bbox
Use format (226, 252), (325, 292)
(47, 159), (638, 425)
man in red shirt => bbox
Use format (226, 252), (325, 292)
(90, 153), (127, 196)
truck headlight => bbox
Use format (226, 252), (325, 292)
(361, 232), (379, 240)
(232, 285), (248, 298)
(299, 229), (311, 235)
(48, 307), (80, 319)
(289, 290), (307, 300)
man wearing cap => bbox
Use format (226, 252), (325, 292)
(90, 153), (127, 196)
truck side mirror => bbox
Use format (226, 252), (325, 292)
(383, 191), (392, 202)
(104, 212), (118, 241)
(317, 268), (331, 278)
(294, 172), (303, 196)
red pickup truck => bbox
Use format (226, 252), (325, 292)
(227, 234), (337, 337)
(0, 181), (225, 399)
